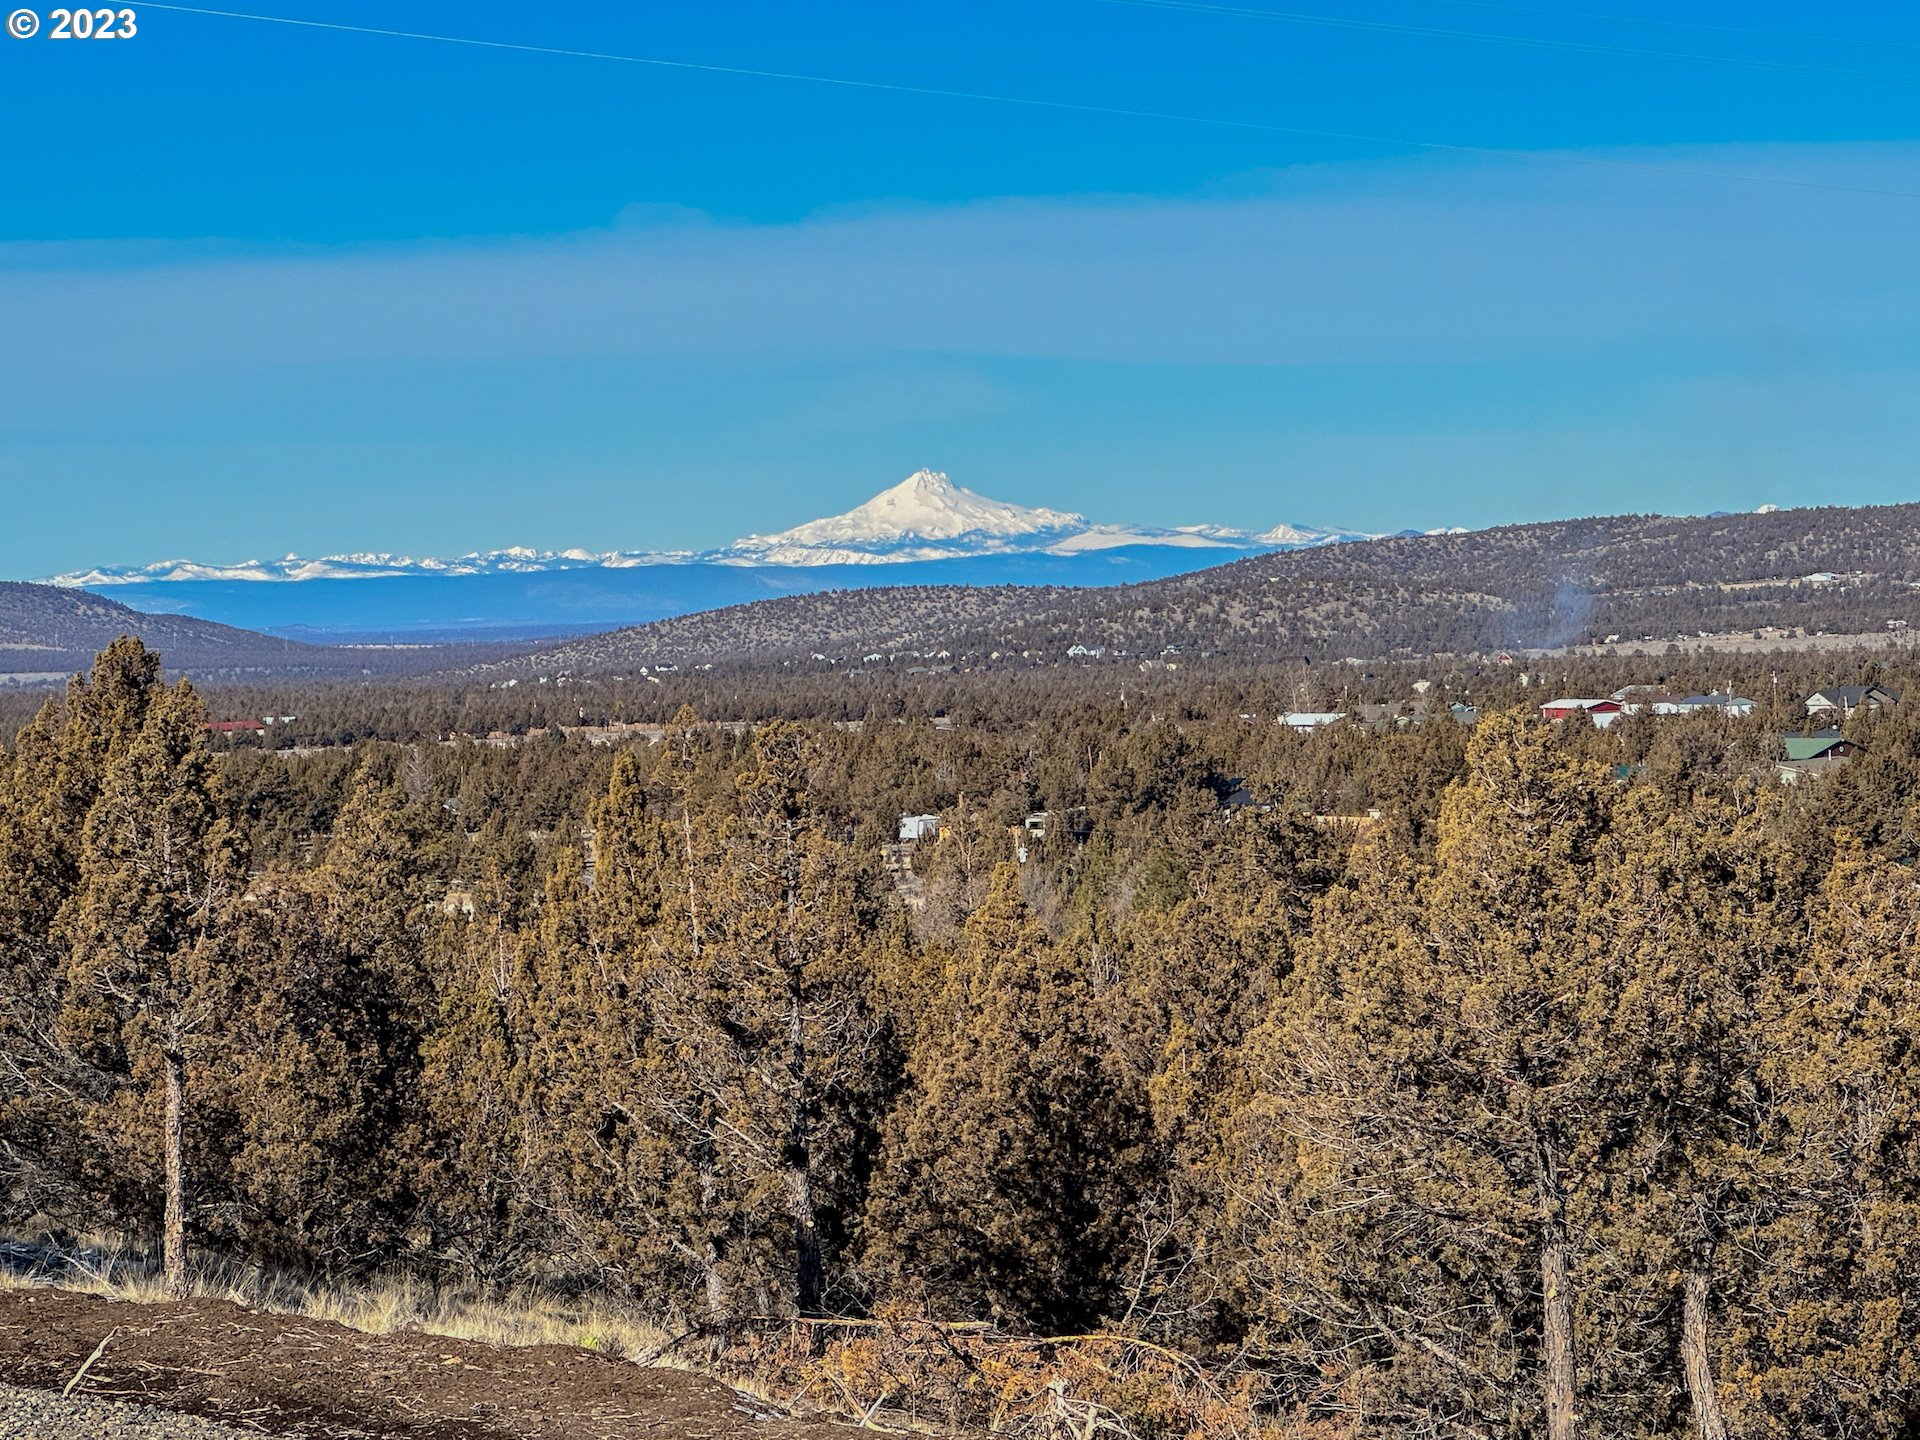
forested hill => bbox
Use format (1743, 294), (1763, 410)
(0, 581), (309, 677)
(0, 582), (505, 682)
(484, 583), (1087, 674)
(490, 502), (1920, 671)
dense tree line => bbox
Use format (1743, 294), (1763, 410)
(27, 633), (1905, 759)
(8, 639), (1920, 1436)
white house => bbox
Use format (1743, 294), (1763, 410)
(898, 814), (942, 844)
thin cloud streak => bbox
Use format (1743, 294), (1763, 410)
(3, 143), (1916, 400)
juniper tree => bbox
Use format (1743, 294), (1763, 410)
(864, 863), (1139, 1329)
(60, 677), (245, 1295)
(1570, 781), (1777, 1440)
(648, 721), (895, 1318)
(1226, 712), (1621, 1437)
(0, 701), (81, 1209)
(0, 639), (166, 1213)
(205, 774), (453, 1275)
(518, 822), (722, 1312)
(521, 727), (898, 1323)
(1724, 836), (1920, 1437)
(410, 862), (546, 1283)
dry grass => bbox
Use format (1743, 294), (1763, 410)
(0, 1237), (676, 1366)
(1, 1242), (1259, 1435)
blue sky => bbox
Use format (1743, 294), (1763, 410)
(3, 0), (1919, 576)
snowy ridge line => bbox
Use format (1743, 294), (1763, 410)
(46, 468), (1381, 585)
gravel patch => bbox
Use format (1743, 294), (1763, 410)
(0, 1382), (263, 1439)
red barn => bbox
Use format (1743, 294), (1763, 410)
(1540, 698), (1622, 727)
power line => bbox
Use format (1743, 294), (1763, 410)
(1090, 0), (1920, 87)
(132, 1), (1920, 200)
(1405, 0), (1920, 58)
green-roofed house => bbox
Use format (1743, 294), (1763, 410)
(1778, 731), (1860, 785)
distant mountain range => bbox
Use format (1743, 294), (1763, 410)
(42, 471), (1390, 640)
(53, 471), (1374, 584)
(5, 499), (1908, 686)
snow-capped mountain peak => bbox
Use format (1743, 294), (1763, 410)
(1255, 520), (1371, 548)
(720, 469), (1088, 563)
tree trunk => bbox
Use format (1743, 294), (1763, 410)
(776, 811), (823, 1322)
(703, 1234), (728, 1325)
(1539, 1221), (1575, 1440)
(1534, 1140), (1576, 1440)
(1681, 1262), (1729, 1440)
(786, 1161), (823, 1318)
(161, 1047), (188, 1298)
(784, 989), (823, 1318)
(696, 1130), (728, 1328)
(678, 797), (703, 959)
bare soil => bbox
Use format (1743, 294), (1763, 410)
(0, 1288), (853, 1440)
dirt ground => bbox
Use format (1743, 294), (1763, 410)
(0, 1288), (855, 1440)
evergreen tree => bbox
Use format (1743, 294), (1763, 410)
(1570, 781), (1777, 1439)
(0, 639), (167, 1218)
(865, 863), (1137, 1329)
(645, 722), (896, 1318)
(210, 778), (451, 1277)
(519, 726), (899, 1324)
(1227, 712), (1622, 1437)
(519, 832), (720, 1313)
(60, 678), (245, 1295)
(1724, 837), (1920, 1437)
(413, 880), (544, 1282)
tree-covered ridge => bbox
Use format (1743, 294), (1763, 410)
(0, 582), (318, 675)
(17, 500), (1920, 689)
(10, 640), (1920, 1436)
(491, 501), (1920, 671)
(0, 582), (524, 682)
